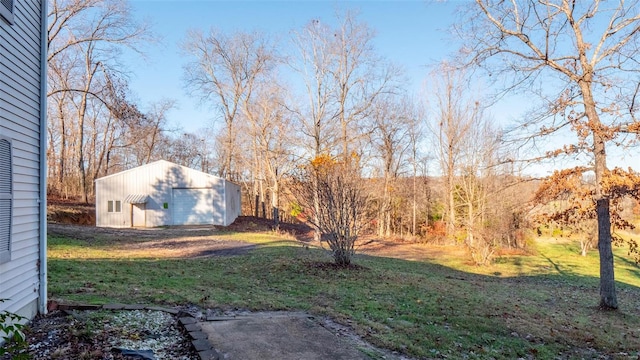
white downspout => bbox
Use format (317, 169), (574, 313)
(38, 0), (48, 315)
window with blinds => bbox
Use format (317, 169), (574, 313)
(107, 200), (121, 213)
(0, 0), (14, 25)
(0, 137), (12, 263)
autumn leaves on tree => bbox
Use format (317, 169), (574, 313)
(460, 0), (640, 309)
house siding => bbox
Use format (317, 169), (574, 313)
(95, 160), (236, 228)
(224, 180), (241, 226)
(0, 0), (44, 320)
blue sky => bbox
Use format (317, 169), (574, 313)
(122, 0), (638, 174)
(125, 0), (459, 133)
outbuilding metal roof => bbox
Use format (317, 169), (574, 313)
(124, 194), (149, 204)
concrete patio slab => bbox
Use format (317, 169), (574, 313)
(198, 312), (370, 360)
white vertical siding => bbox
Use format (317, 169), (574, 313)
(224, 180), (241, 226)
(0, 0), (44, 319)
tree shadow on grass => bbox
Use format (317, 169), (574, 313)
(47, 243), (640, 359)
(191, 244), (258, 258)
(541, 253), (569, 276)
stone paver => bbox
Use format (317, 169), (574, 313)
(192, 339), (211, 352)
(189, 331), (208, 340)
(179, 317), (197, 325)
(184, 323), (201, 332)
(102, 303), (127, 310)
(198, 349), (220, 360)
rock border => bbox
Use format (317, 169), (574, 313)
(178, 316), (220, 360)
(50, 302), (219, 360)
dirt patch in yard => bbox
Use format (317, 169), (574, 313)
(45, 200), (457, 262)
(47, 199), (95, 225)
(47, 218), (461, 262)
(357, 238), (469, 262)
(47, 222), (261, 258)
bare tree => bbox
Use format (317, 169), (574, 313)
(290, 11), (400, 240)
(370, 95), (416, 237)
(164, 132), (207, 170)
(290, 18), (338, 159)
(407, 104), (428, 236)
(329, 11), (402, 161)
(239, 79), (294, 226)
(75, 42), (101, 202)
(455, 114), (501, 264)
(428, 62), (479, 240)
(47, 0), (153, 201)
(459, 0), (640, 309)
(47, 50), (77, 197)
(125, 99), (176, 166)
(292, 155), (368, 266)
(182, 29), (276, 181)
(290, 18), (339, 240)
(48, 0), (151, 64)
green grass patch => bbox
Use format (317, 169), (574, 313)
(48, 232), (640, 359)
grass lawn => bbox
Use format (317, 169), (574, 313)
(48, 231), (640, 359)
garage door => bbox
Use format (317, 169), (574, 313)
(172, 188), (214, 225)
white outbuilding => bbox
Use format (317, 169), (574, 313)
(95, 160), (241, 228)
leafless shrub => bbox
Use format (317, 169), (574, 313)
(291, 155), (368, 266)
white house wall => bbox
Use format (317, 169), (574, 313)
(224, 180), (241, 226)
(0, 0), (45, 319)
(95, 160), (229, 227)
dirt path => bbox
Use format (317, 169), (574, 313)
(48, 219), (466, 262)
(47, 223), (260, 258)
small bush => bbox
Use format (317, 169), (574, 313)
(0, 299), (29, 359)
(292, 155), (368, 266)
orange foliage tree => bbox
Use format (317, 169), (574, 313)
(535, 167), (640, 258)
(292, 154), (368, 266)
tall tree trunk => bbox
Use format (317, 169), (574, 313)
(58, 107), (66, 195)
(341, 110), (348, 160)
(447, 167), (455, 238)
(467, 201), (474, 247)
(385, 208), (391, 237)
(313, 129), (322, 242)
(580, 79), (617, 309)
(259, 179), (265, 218)
(77, 54), (98, 204)
(379, 176), (389, 237)
(412, 169), (417, 236)
(226, 122), (233, 180)
(102, 126), (117, 178)
(597, 198), (616, 309)
(47, 126), (57, 183)
(144, 125), (160, 164)
(92, 119), (113, 182)
(313, 174), (321, 242)
(272, 175), (279, 227)
(254, 195), (259, 217)
(77, 91), (89, 203)
(253, 137), (259, 217)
